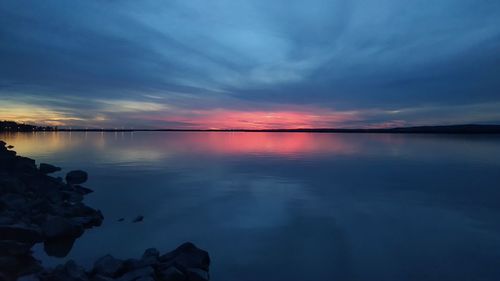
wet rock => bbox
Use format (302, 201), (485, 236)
(70, 213), (104, 228)
(44, 237), (77, 257)
(62, 190), (84, 203)
(74, 185), (93, 195)
(115, 266), (154, 281)
(122, 256), (158, 272)
(0, 177), (25, 193)
(158, 266), (185, 281)
(136, 277), (155, 281)
(160, 242), (210, 271)
(186, 268), (209, 281)
(93, 255), (124, 278)
(47, 260), (88, 281)
(0, 224), (43, 243)
(143, 248), (160, 259)
(14, 156), (37, 173)
(90, 275), (114, 281)
(17, 274), (41, 281)
(7, 145), (14, 149)
(39, 163), (61, 174)
(0, 240), (33, 256)
(0, 193), (28, 210)
(132, 215), (144, 223)
(42, 216), (84, 240)
(0, 254), (42, 277)
(66, 170), (88, 185)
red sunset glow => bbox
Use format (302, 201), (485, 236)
(154, 109), (361, 130)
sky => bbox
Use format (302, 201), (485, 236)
(1, 0), (500, 129)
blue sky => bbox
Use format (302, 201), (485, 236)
(1, 0), (500, 128)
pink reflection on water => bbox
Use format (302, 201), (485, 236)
(156, 132), (360, 156)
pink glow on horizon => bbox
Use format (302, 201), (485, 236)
(153, 109), (362, 129)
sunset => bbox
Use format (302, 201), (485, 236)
(1, 1), (500, 281)
(2, 1), (500, 129)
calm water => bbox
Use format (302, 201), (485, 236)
(2, 131), (500, 281)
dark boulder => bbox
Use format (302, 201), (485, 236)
(0, 224), (43, 243)
(43, 237), (77, 257)
(160, 242), (210, 271)
(115, 266), (154, 281)
(74, 185), (94, 195)
(45, 260), (88, 281)
(0, 177), (25, 193)
(92, 255), (124, 278)
(142, 248), (159, 259)
(39, 163), (61, 174)
(132, 215), (144, 223)
(66, 170), (88, 185)
(17, 274), (41, 281)
(157, 266), (185, 281)
(14, 156), (37, 173)
(42, 216), (84, 240)
(0, 240), (34, 256)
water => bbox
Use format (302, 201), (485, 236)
(2, 131), (500, 280)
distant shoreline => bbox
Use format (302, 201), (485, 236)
(2, 124), (500, 134)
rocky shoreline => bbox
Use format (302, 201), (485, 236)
(0, 140), (210, 281)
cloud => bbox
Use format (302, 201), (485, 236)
(1, 0), (500, 128)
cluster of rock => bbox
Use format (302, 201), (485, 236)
(0, 140), (210, 281)
(0, 140), (103, 279)
(20, 242), (210, 281)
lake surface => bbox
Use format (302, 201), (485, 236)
(1, 131), (500, 280)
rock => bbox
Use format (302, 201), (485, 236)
(62, 190), (84, 203)
(7, 145), (14, 149)
(0, 255), (21, 268)
(0, 254), (42, 277)
(0, 177), (25, 193)
(115, 266), (154, 281)
(0, 224), (43, 243)
(90, 275), (114, 281)
(160, 242), (210, 271)
(117, 218), (124, 222)
(42, 216), (84, 239)
(142, 248), (159, 259)
(122, 255), (158, 272)
(74, 185), (93, 195)
(47, 260), (88, 281)
(17, 274), (41, 281)
(14, 156), (37, 173)
(66, 170), (88, 185)
(0, 240), (34, 256)
(187, 268), (209, 281)
(132, 215), (144, 223)
(136, 277), (155, 281)
(70, 214), (103, 228)
(43, 237), (77, 257)
(158, 266), (185, 281)
(65, 260), (88, 281)
(93, 255), (124, 278)
(0, 193), (28, 210)
(39, 163), (61, 174)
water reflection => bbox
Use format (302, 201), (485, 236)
(1, 132), (500, 280)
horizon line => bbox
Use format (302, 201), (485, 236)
(2, 122), (500, 134)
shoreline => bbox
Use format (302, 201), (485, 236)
(0, 140), (210, 281)
(2, 122), (500, 134)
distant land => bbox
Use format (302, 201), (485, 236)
(1, 120), (500, 134)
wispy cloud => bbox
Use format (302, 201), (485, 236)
(1, 0), (500, 128)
